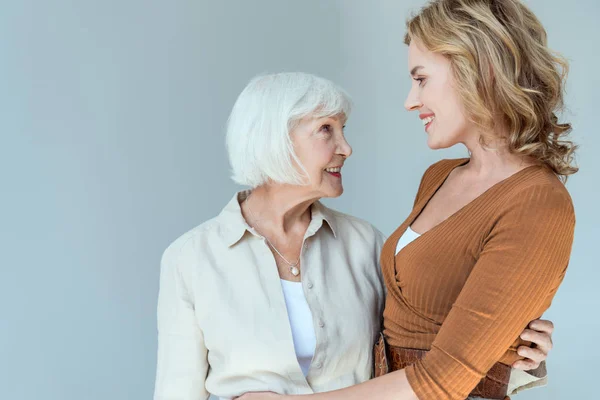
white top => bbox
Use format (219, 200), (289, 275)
(280, 279), (317, 376)
(395, 226), (422, 255)
(221, 280), (316, 398)
(155, 191), (386, 400)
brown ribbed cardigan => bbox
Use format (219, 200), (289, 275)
(380, 158), (575, 400)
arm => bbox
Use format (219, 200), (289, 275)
(154, 242), (210, 400)
(235, 371), (418, 400)
(239, 184), (573, 400)
(403, 185), (574, 400)
(235, 325), (554, 400)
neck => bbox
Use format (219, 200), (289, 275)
(242, 184), (318, 237)
(462, 133), (536, 178)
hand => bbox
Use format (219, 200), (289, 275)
(234, 392), (287, 400)
(512, 318), (554, 370)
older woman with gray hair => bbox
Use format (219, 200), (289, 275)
(153, 72), (553, 400)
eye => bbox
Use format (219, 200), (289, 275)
(320, 124), (332, 133)
(413, 77), (426, 87)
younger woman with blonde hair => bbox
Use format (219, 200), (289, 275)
(240, 0), (577, 399)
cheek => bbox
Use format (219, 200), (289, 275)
(444, 81), (468, 120)
(432, 86), (468, 131)
(313, 141), (336, 163)
(301, 142), (335, 175)
(446, 101), (469, 135)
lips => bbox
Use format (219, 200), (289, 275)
(419, 113), (435, 132)
(325, 166), (342, 178)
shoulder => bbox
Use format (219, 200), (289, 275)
(414, 158), (469, 203)
(161, 217), (222, 269)
(489, 167), (576, 236)
(319, 205), (385, 285)
(321, 204), (386, 247)
(422, 158), (468, 181)
(508, 167), (574, 215)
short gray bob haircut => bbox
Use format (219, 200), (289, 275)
(226, 72), (352, 188)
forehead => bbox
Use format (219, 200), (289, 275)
(311, 112), (347, 124)
(294, 113), (347, 135)
(407, 39), (448, 72)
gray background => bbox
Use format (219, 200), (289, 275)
(1, 1), (597, 399)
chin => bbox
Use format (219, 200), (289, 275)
(426, 138), (444, 150)
(323, 186), (344, 199)
(427, 135), (457, 150)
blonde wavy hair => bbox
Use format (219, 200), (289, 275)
(405, 0), (578, 180)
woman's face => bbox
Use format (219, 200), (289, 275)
(291, 113), (352, 199)
(404, 39), (473, 149)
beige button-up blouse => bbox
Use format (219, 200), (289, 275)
(154, 191), (386, 400)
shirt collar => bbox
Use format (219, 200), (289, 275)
(218, 190), (337, 247)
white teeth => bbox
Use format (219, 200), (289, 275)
(325, 167), (341, 173)
(422, 116), (435, 126)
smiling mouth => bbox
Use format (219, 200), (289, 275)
(325, 166), (342, 177)
(422, 115), (435, 131)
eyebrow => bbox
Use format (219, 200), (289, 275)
(410, 66), (424, 76)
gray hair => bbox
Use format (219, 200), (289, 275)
(226, 72), (352, 188)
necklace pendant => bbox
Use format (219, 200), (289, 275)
(290, 266), (300, 276)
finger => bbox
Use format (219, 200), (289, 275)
(234, 392), (275, 399)
(513, 359), (539, 371)
(520, 329), (553, 353)
(529, 319), (554, 335)
(517, 345), (546, 363)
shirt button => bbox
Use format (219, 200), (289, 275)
(314, 362), (322, 369)
(307, 282), (314, 289)
(318, 320), (325, 328)
(303, 243), (308, 249)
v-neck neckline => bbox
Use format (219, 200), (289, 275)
(404, 158), (541, 247)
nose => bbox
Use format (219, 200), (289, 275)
(404, 85), (422, 111)
(338, 135), (353, 159)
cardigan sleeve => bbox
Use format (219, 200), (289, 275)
(405, 183), (575, 400)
